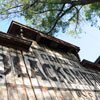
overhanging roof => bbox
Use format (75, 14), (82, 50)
(95, 56), (100, 64)
(7, 21), (40, 40)
(8, 21), (80, 53)
(81, 59), (100, 71)
(0, 31), (32, 51)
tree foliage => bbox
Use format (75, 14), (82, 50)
(0, 0), (100, 36)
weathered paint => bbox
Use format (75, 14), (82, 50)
(0, 20), (98, 100)
(0, 39), (99, 100)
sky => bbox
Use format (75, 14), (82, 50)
(57, 27), (100, 62)
(0, 17), (100, 62)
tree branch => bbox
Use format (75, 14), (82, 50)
(47, 5), (74, 34)
(39, 0), (100, 6)
(74, 6), (83, 32)
(0, 4), (23, 13)
(74, 7), (79, 32)
(0, 10), (22, 15)
(67, 13), (76, 23)
(35, 9), (65, 14)
(24, 0), (39, 9)
(1, 0), (38, 13)
(56, 4), (65, 18)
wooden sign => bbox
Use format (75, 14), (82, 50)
(0, 44), (99, 100)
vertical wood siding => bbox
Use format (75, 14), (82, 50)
(0, 43), (100, 100)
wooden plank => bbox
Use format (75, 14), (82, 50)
(52, 49), (89, 100)
(22, 51), (45, 100)
(43, 46), (74, 100)
(23, 51), (53, 100)
(0, 31), (32, 52)
(51, 50), (84, 99)
(51, 49), (96, 100)
(0, 46), (8, 100)
(31, 42), (99, 100)
(62, 52), (100, 90)
(31, 42), (61, 100)
(10, 49), (29, 100)
(63, 53), (100, 91)
(43, 46), (78, 100)
(44, 46), (92, 100)
(2, 46), (19, 100)
(32, 47), (64, 100)
(15, 50), (37, 100)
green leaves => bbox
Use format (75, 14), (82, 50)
(85, 2), (100, 28)
(0, 0), (100, 36)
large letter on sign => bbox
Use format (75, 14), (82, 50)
(28, 59), (47, 80)
(0, 54), (11, 76)
(42, 64), (58, 81)
(12, 56), (21, 77)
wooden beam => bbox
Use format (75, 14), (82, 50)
(0, 31), (32, 51)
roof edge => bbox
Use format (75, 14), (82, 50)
(81, 59), (100, 71)
(8, 21), (80, 53)
(0, 31), (32, 51)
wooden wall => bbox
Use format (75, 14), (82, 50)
(0, 41), (100, 100)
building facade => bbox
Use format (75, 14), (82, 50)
(0, 21), (100, 100)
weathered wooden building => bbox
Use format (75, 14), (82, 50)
(0, 21), (100, 100)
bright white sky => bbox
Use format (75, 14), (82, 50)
(57, 27), (100, 62)
(0, 17), (100, 62)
